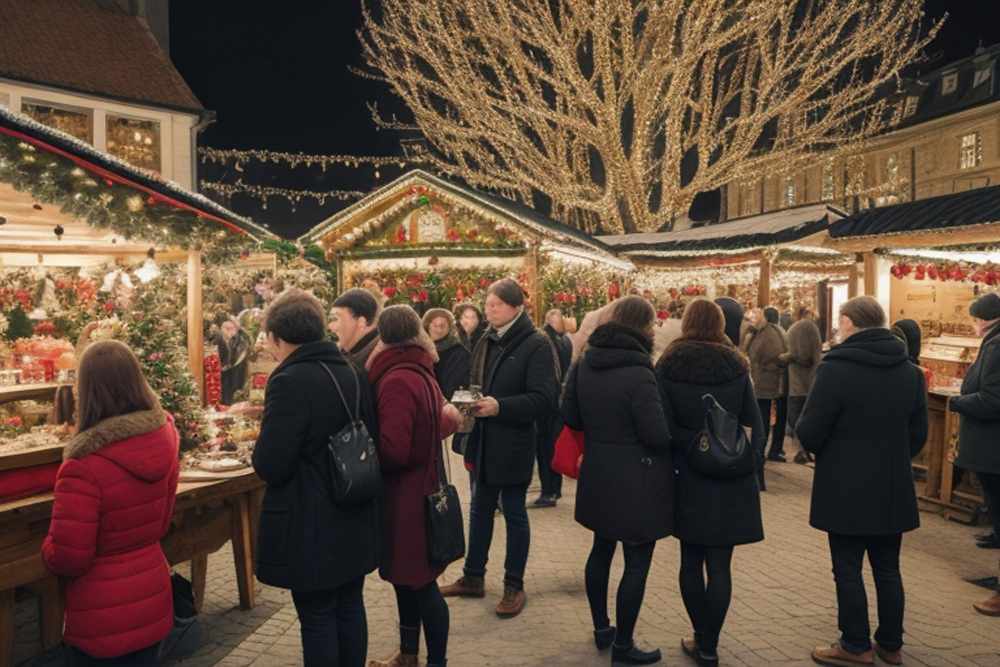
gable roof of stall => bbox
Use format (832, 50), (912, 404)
(0, 105), (272, 255)
(0, 0), (203, 113)
(827, 185), (1000, 251)
(599, 203), (848, 258)
(301, 169), (632, 269)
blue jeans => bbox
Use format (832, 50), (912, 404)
(292, 577), (368, 667)
(464, 482), (530, 590)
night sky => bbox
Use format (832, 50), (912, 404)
(169, 1), (1000, 240)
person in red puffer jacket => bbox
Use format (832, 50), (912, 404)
(42, 340), (180, 665)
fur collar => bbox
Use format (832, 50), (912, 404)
(64, 406), (166, 460)
(657, 339), (749, 385)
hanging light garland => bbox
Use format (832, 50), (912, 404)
(199, 179), (367, 210)
(198, 146), (425, 172)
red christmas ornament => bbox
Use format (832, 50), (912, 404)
(446, 228), (461, 242)
(102, 300), (115, 313)
(951, 266), (967, 281)
(466, 228), (479, 240)
(103, 178), (114, 187)
(478, 277), (490, 289)
(455, 288), (465, 301)
(608, 281), (621, 300)
(383, 286), (398, 298)
(914, 265), (926, 280)
(394, 225), (407, 244)
(146, 195), (157, 206)
(927, 265), (938, 280)
(656, 310), (669, 321)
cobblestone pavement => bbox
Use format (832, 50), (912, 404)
(15, 446), (1000, 666)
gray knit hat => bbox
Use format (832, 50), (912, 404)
(970, 293), (1000, 321)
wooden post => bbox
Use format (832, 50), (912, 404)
(526, 243), (542, 324)
(187, 250), (204, 403)
(848, 257), (860, 299)
(231, 494), (256, 610)
(863, 252), (878, 298)
(334, 252), (344, 295)
(757, 255), (772, 307)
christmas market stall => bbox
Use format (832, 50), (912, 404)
(599, 204), (853, 337)
(0, 106), (275, 664)
(828, 185), (1000, 523)
(300, 170), (634, 326)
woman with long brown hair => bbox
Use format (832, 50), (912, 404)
(562, 295), (672, 665)
(656, 299), (764, 666)
(42, 340), (179, 665)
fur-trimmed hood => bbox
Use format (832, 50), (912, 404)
(656, 339), (749, 385)
(64, 407), (177, 482)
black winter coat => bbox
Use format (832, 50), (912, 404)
(797, 328), (928, 536)
(252, 341), (380, 591)
(954, 324), (1000, 474)
(465, 312), (558, 486)
(433, 337), (471, 401)
(545, 325), (573, 380)
(562, 323), (673, 543)
(656, 340), (764, 546)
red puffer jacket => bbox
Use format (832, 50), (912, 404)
(42, 408), (179, 658)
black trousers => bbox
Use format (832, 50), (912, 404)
(787, 396), (807, 438)
(978, 472), (1000, 537)
(394, 582), (449, 665)
(67, 645), (159, 666)
(827, 533), (905, 654)
(291, 577), (368, 667)
(678, 542), (734, 655)
(757, 397), (788, 457)
(584, 534), (656, 648)
(465, 482), (530, 590)
(535, 415), (563, 497)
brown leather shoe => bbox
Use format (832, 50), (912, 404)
(873, 642), (902, 665)
(974, 592), (1000, 616)
(811, 642), (874, 666)
(439, 576), (485, 598)
(495, 586), (526, 618)
(367, 652), (418, 667)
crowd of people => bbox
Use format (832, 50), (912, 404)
(37, 274), (1000, 667)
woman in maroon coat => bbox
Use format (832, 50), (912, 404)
(367, 305), (461, 667)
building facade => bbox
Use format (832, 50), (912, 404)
(723, 45), (1000, 222)
(0, 0), (207, 189)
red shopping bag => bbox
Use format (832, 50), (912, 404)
(551, 426), (585, 479)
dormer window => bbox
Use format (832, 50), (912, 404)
(942, 71), (959, 95)
(974, 64), (993, 88)
(960, 132), (982, 170)
(903, 95), (919, 118)
(21, 99), (92, 144)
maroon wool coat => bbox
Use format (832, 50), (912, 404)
(368, 345), (459, 587)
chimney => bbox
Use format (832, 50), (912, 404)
(121, 0), (172, 56)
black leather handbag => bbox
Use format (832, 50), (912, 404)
(317, 362), (382, 505)
(688, 394), (755, 479)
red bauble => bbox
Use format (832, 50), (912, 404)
(383, 286), (397, 298)
(914, 265), (926, 280)
(102, 300), (115, 313)
(927, 265), (938, 280)
(656, 310), (669, 321)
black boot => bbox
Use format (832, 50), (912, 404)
(400, 624), (420, 655)
(594, 626), (616, 651)
(611, 642), (661, 665)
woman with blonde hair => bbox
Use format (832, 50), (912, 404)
(422, 308), (471, 400)
(43, 340), (179, 665)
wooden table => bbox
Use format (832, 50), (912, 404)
(0, 383), (63, 405)
(918, 390), (984, 523)
(0, 470), (264, 667)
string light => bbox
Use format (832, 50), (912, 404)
(199, 179), (366, 209)
(197, 147), (424, 172)
(359, 0), (941, 234)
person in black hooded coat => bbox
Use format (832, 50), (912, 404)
(714, 297), (745, 347)
(797, 297), (927, 666)
(562, 296), (671, 665)
(656, 299), (764, 665)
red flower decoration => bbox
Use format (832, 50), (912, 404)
(657, 310), (669, 321)
(4, 416), (23, 428)
(447, 228), (461, 242)
(608, 282), (621, 299)
(478, 277), (490, 289)
(148, 352), (163, 362)
(914, 265), (926, 280)
(405, 273), (425, 288)
(466, 228), (479, 240)
(383, 286), (398, 298)
(927, 265), (938, 280)
(394, 225), (408, 244)
(103, 300), (116, 313)
(33, 321), (56, 336)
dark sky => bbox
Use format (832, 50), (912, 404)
(169, 1), (1000, 240)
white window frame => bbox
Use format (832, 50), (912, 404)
(20, 97), (94, 144)
(974, 65), (993, 88)
(942, 71), (959, 95)
(903, 95), (919, 118)
(784, 175), (796, 207)
(105, 112), (163, 173)
(960, 132), (982, 170)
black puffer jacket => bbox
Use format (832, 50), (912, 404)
(953, 324), (1000, 475)
(656, 340), (764, 546)
(797, 328), (928, 535)
(562, 323), (673, 543)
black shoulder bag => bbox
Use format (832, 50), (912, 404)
(688, 394), (755, 479)
(406, 365), (466, 567)
(317, 361), (382, 506)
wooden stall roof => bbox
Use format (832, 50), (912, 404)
(599, 203), (847, 259)
(827, 185), (1000, 252)
(0, 105), (273, 243)
(300, 169), (632, 269)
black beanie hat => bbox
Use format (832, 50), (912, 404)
(970, 293), (1000, 321)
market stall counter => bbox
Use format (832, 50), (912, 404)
(0, 470), (264, 667)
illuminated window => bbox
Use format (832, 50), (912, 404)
(784, 175), (796, 207)
(821, 160), (835, 201)
(942, 71), (959, 95)
(974, 65), (993, 88)
(960, 132), (982, 170)
(106, 115), (161, 172)
(0, 92), (9, 109)
(903, 95), (919, 118)
(21, 100), (92, 143)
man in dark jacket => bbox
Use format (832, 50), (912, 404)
(797, 296), (928, 667)
(533, 308), (573, 508)
(440, 279), (557, 619)
(780, 307), (823, 464)
(331, 288), (381, 369)
(951, 293), (1000, 613)
(743, 307), (789, 462)
(252, 289), (380, 666)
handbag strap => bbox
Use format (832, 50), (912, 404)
(392, 362), (452, 490)
(317, 360), (361, 423)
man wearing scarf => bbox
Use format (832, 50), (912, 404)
(440, 279), (558, 620)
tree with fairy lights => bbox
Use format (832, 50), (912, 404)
(359, 1), (941, 234)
